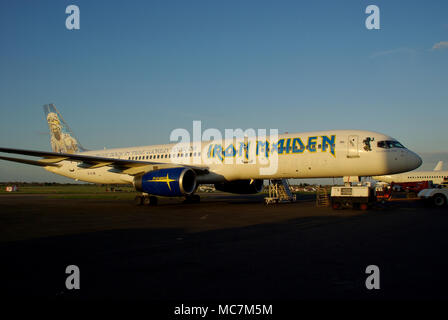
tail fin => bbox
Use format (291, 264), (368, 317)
(43, 104), (86, 153)
(434, 161), (443, 171)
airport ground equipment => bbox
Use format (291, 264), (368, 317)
(264, 179), (296, 204)
(330, 185), (375, 210)
(316, 187), (330, 207)
(418, 187), (448, 207)
(376, 181), (433, 202)
(5, 185), (18, 192)
(391, 181), (434, 193)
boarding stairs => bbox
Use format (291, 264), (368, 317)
(264, 179), (296, 204)
(316, 187), (330, 207)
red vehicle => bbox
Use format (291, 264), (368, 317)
(392, 181), (434, 193)
(376, 181), (434, 201)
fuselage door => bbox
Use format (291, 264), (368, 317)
(347, 135), (359, 158)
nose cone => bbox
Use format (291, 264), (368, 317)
(407, 151), (422, 171)
(383, 149), (423, 175)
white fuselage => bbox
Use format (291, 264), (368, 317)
(374, 170), (448, 184)
(45, 129), (422, 185)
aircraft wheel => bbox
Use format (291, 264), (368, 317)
(143, 196), (151, 206)
(343, 200), (353, 209)
(135, 195), (143, 206)
(433, 194), (447, 207)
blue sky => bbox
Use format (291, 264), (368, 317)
(0, 0), (447, 182)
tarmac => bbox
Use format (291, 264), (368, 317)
(1, 192), (447, 300)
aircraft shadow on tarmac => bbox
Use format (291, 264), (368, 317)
(1, 203), (448, 301)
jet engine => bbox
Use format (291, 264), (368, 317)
(214, 179), (264, 194)
(134, 167), (197, 197)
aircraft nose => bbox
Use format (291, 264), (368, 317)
(408, 151), (422, 170)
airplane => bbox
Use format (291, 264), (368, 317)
(0, 104), (422, 205)
(373, 161), (448, 185)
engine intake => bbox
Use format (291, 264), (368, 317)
(214, 179), (264, 194)
(134, 167), (196, 197)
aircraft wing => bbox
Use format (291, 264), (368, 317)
(0, 147), (209, 176)
(0, 155), (62, 167)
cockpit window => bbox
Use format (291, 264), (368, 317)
(377, 140), (405, 149)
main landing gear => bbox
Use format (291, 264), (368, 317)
(135, 195), (158, 206)
(134, 194), (201, 206)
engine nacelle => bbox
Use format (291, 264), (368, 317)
(134, 167), (196, 197)
(214, 179), (264, 194)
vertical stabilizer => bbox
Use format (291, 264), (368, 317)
(43, 104), (86, 153)
(434, 161), (443, 171)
